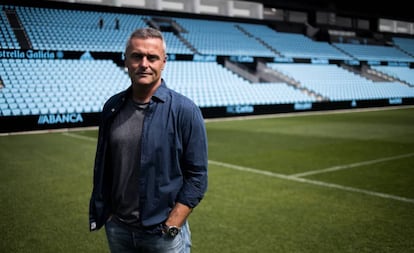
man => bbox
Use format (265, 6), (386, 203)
(89, 27), (208, 253)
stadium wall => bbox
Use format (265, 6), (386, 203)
(2, 98), (414, 133)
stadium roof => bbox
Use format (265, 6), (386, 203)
(256, 0), (411, 21)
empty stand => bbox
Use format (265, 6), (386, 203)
(267, 63), (414, 101)
(0, 59), (129, 116)
(0, 3), (414, 120)
(333, 42), (414, 63)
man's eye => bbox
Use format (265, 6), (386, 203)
(147, 55), (159, 61)
(132, 54), (143, 59)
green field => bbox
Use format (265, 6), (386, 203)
(1, 106), (413, 253)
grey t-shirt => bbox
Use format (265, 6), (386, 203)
(109, 97), (148, 227)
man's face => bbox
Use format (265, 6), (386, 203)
(124, 37), (166, 87)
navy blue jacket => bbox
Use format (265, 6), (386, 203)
(89, 80), (208, 231)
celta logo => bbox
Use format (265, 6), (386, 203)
(389, 98), (402, 104)
(226, 105), (254, 114)
(37, 113), (84, 125)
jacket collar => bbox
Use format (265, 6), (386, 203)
(151, 79), (168, 103)
(124, 79), (168, 104)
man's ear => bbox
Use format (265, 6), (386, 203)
(123, 53), (127, 67)
(161, 56), (167, 70)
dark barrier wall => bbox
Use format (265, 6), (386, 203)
(2, 98), (413, 133)
(0, 113), (100, 133)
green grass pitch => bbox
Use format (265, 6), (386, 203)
(1, 106), (413, 252)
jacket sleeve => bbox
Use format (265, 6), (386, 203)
(176, 102), (208, 208)
(88, 108), (107, 231)
(88, 91), (124, 231)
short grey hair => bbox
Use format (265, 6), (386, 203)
(125, 27), (167, 54)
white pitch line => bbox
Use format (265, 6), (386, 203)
(62, 133), (414, 205)
(290, 153), (414, 178)
(208, 160), (414, 204)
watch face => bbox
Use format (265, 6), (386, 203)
(168, 227), (180, 237)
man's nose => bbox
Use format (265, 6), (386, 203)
(139, 57), (150, 67)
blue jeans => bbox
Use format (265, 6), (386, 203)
(105, 218), (192, 253)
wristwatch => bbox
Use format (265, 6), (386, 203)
(164, 225), (181, 238)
